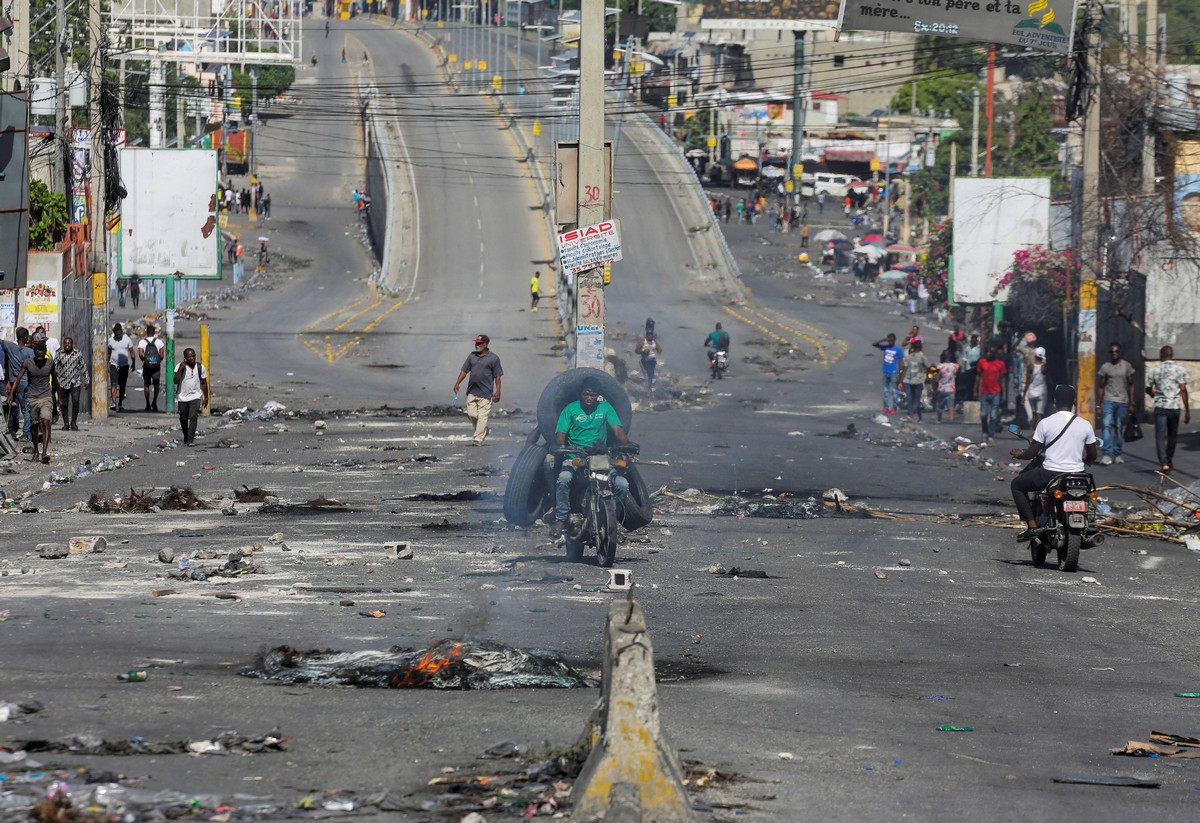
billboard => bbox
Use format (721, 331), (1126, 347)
(702, 0), (841, 30)
(951, 177), (1050, 304)
(1174, 140), (1200, 234)
(118, 148), (221, 278)
(839, 0), (1079, 54)
(0, 91), (30, 290)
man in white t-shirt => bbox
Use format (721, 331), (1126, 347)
(1009, 384), (1099, 542)
(107, 324), (138, 411)
(173, 347), (209, 446)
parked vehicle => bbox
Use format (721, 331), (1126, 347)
(799, 172), (863, 199)
(1009, 423), (1104, 572)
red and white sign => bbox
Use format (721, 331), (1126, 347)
(558, 220), (623, 275)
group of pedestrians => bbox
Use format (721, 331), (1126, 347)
(3, 326), (88, 463)
(220, 180), (271, 218)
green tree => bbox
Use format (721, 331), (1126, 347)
(991, 85), (1063, 197)
(28, 180), (68, 251)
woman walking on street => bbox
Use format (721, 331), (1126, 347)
(902, 340), (929, 422)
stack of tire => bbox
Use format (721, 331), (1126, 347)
(503, 367), (655, 531)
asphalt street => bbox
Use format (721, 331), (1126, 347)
(2, 15), (1200, 823)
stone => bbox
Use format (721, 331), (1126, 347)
(386, 541), (413, 559)
(158, 547), (176, 564)
(68, 536), (106, 555)
(268, 532), (285, 544)
(37, 543), (69, 560)
(221, 506), (237, 516)
(899, 558), (912, 567)
(706, 563), (727, 575)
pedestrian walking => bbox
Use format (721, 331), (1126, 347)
(138, 324), (164, 412)
(723, 199), (731, 223)
(1020, 346), (1050, 429)
(1146, 345), (1190, 473)
(902, 340), (929, 422)
(117, 278), (127, 308)
(173, 348), (209, 447)
(636, 331), (662, 390)
(107, 324), (136, 412)
(799, 223), (810, 248)
(530, 271), (541, 312)
(263, 192), (271, 218)
(1097, 342), (1136, 465)
(975, 345), (1008, 443)
(129, 274), (141, 309)
(54, 336), (87, 431)
(8, 341), (53, 463)
(2, 328), (32, 439)
(957, 332), (981, 407)
(936, 350), (959, 423)
(453, 334), (503, 445)
(342, 47), (347, 63)
(817, 191), (825, 213)
(872, 333), (904, 415)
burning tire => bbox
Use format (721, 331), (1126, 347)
(537, 368), (633, 447)
(503, 444), (551, 527)
(618, 463), (654, 531)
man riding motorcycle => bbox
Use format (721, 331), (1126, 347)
(549, 379), (632, 535)
(1009, 384), (1099, 542)
(704, 322), (731, 366)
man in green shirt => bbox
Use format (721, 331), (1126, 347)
(551, 379), (632, 533)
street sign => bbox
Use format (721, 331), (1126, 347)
(558, 220), (623, 275)
(492, 74), (502, 89)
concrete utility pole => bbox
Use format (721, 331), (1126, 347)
(573, 0), (606, 367)
(176, 69), (186, 147)
(790, 31), (805, 190)
(149, 58), (165, 148)
(971, 87), (979, 177)
(88, 0), (108, 419)
(53, 0), (65, 194)
(251, 68), (258, 177)
(1142, 0), (1160, 194)
(1077, 0), (1102, 424)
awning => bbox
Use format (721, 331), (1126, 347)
(823, 148), (876, 163)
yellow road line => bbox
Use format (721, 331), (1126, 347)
(303, 297), (369, 332)
(758, 306), (850, 368)
(334, 300), (384, 331)
(363, 300), (405, 332)
(742, 306), (828, 367)
(722, 305), (792, 347)
(721, 305), (850, 369)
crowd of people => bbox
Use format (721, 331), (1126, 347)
(220, 178), (272, 219)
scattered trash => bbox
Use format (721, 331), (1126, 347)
(243, 640), (595, 689)
(359, 610), (386, 618)
(234, 485), (273, 502)
(1112, 731), (1200, 759)
(874, 569), (887, 579)
(10, 729), (287, 755)
(116, 671), (148, 682)
(386, 541), (413, 559)
(1174, 692), (1200, 698)
(83, 486), (210, 513)
(777, 752), (794, 760)
(606, 569), (632, 590)
(1081, 576), (1101, 585)
(936, 725), (974, 732)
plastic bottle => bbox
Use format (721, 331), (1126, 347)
(117, 671), (148, 682)
(452, 393), (459, 407)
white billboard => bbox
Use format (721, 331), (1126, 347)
(119, 149), (220, 278)
(951, 177), (1051, 304)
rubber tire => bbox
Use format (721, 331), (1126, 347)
(503, 444), (550, 527)
(594, 493), (618, 568)
(618, 464), (654, 531)
(1059, 532), (1082, 573)
(537, 368), (633, 446)
(1031, 539), (1048, 567)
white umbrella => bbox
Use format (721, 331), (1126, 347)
(813, 229), (847, 244)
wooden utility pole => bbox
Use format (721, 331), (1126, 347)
(1077, 0), (1102, 423)
(573, 0), (607, 367)
(1142, 0), (1160, 194)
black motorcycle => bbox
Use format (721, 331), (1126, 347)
(554, 443), (640, 567)
(1009, 424), (1105, 572)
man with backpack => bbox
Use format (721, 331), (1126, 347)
(139, 325), (165, 412)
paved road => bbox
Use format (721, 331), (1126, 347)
(2, 16), (1199, 823)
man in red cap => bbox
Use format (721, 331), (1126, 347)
(453, 334), (503, 445)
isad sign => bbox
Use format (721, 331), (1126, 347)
(558, 220), (624, 275)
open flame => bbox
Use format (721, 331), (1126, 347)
(389, 641), (467, 688)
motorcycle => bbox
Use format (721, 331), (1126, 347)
(710, 349), (728, 380)
(1008, 424), (1104, 572)
(554, 443), (640, 567)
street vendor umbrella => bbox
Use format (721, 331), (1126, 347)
(862, 234), (885, 244)
(879, 268), (910, 281)
(813, 229), (847, 244)
(886, 243), (917, 253)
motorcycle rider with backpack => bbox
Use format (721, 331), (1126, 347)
(1009, 384), (1099, 542)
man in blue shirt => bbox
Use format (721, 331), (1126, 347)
(551, 379), (632, 534)
(872, 333), (904, 415)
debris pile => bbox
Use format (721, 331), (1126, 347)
(1112, 730), (1200, 759)
(11, 729), (288, 756)
(83, 486), (210, 513)
(242, 640), (595, 690)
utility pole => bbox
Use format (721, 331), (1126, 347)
(176, 68), (185, 147)
(149, 58), (165, 148)
(1077, 0), (1102, 423)
(790, 30), (805, 195)
(53, 0), (65, 194)
(574, 0), (606, 367)
(984, 44), (995, 176)
(1142, 0), (1160, 193)
(88, 0), (108, 419)
(971, 87), (979, 177)
(251, 68), (259, 177)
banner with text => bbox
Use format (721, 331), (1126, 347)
(838, 0), (1079, 54)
